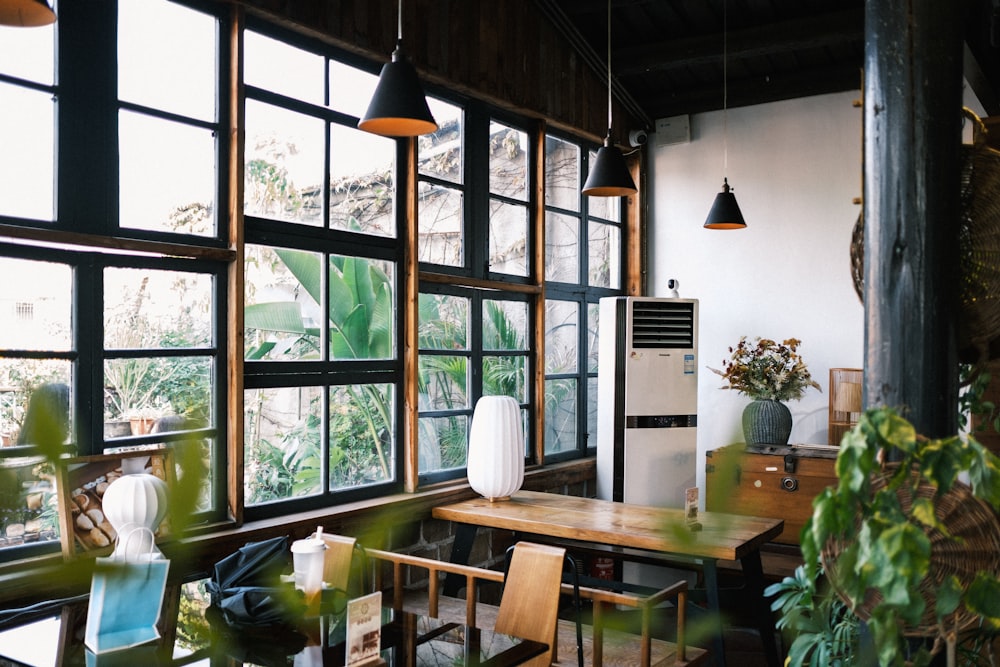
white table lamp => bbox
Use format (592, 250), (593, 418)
(101, 472), (168, 561)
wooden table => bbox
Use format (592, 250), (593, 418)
(433, 490), (784, 667)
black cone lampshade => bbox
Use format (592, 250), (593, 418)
(0, 0), (56, 26)
(582, 135), (637, 197)
(704, 178), (747, 229)
(358, 42), (438, 137)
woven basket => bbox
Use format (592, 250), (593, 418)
(850, 108), (1000, 362)
(821, 464), (1000, 637)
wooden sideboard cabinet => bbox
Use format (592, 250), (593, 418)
(705, 443), (839, 546)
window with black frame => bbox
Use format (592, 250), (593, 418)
(416, 104), (535, 484)
(543, 134), (625, 460)
(0, 0), (228, 560)
(240, 25), (403, 514)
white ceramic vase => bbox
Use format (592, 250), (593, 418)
(467, 395), (524, 501)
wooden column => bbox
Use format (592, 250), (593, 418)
(863, 0), (965, 440)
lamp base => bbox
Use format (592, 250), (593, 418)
(486, 495), (511, 503)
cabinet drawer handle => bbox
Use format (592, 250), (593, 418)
(765, 466), (779, 472)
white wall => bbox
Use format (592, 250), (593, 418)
(647, 87), (989, 493)
(648, 91), (865, 490)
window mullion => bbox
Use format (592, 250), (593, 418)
(56, 0), (118, 235)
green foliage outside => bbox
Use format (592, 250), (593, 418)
(244, 240), (394, 503)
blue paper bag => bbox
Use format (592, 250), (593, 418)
(84, 555), (170, 654)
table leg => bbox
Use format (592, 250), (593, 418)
(443, 524), (478, 597)
(702, 560), (727, 667)
(740, 550), (781, 667)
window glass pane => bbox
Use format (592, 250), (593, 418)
(329, 61), (379, 118)
(104, 356), (211, 431)
(0, 24), (53, 83)
(244, 245), (323, 362)
(104, 268), (213, 350)
(244, 31), (324, 106)
(419, 98), (462, 184)
(329, 383), (394, 489)
(104, 267), (213, 429)
(119, 111), (216, 236)
(545, 136), (579, 211)
(544, 300), (578, 374)
(418, 184), (463, 266)
(329, 124), (395, 237)
(119, 0), (215, 121)
(162, 432), (215, 514)
(0, 453), (61, 550)
(587, 195), (622, 224)
(483, 356), (526, 402)
(545, 378), (577, 455)
(418, 415), (468, 474)
(483, 300), (527, 352)
(489, 122), (527, 200)
(488, 200), (527, 276)
(544, 212), (579, 283)
(0, 362), (71, 447)
(0, 83), (53, 221)
(588, 220), (621, 288)
(0, 258), (71, 351)
(587, 303), (600, 373)
(244, 386), (323, 505)
(329, 255), (395, 361)
(418, 294), (468, 350)
(245, 100), (325, 225)
(418, 355), (468, 411)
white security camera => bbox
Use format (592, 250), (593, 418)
(629, 129), (648, 147)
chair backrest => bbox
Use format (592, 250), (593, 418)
(495, 542), (566, 667)
(320, 533), (357, 591)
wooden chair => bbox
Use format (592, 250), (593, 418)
(495, 542), (567, 667)
(504, 543), (584, 667)
(361, 544), (703, 666)
(319, 532), (357, 591)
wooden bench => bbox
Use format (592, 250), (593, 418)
(363, 546), (709, 667)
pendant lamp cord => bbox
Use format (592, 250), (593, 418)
(723, 0), (729, 174)
(397, 0), (403, 43)
(606, 0), (612, 136)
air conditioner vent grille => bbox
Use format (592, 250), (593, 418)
(631, 301), (695, 348)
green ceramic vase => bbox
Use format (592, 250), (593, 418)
(742, 398), (792, 446)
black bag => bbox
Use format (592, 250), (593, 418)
(205, 536), (305, 627)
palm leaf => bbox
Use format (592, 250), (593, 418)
(244, 302), (306, 334)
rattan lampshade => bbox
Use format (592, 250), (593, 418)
(851, 108), (1000, 362)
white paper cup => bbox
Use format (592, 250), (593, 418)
(291, 536), (327, 599)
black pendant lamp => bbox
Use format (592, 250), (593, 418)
(704, 0), (747, 229)
(582, 0), (637, 197)
(0, 0), (56, 27)
(704, 178), (746, 229)
(358, 0), (437, 137)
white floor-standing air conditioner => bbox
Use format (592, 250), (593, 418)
(596, 296), (699, 588)
(596, 296), (699, 508)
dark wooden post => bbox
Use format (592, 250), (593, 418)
(863, 0), (966, 440)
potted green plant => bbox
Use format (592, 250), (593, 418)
(772, 407), (1000, 666)
(709, 336), (821, 446)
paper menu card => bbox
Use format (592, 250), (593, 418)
(346, 591), (381, 665)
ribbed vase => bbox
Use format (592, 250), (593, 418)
(742, 399), (792, 446)
(467, 396), (524, 501)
